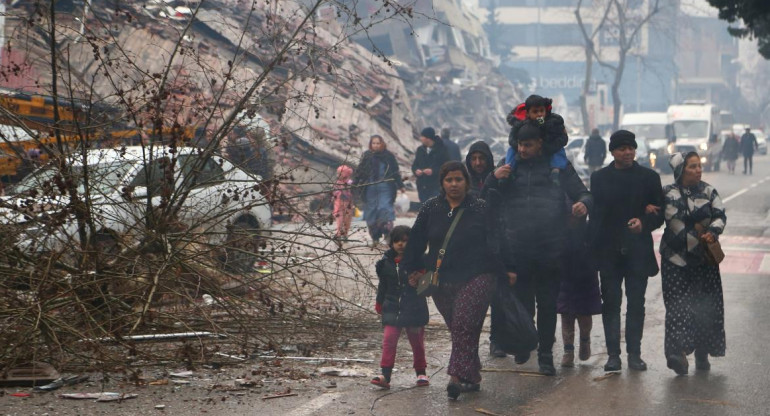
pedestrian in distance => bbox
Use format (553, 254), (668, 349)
(588, 129), (664, 373)
(483, 121), (592, 376)
(402, 161), (507, 399)
(412, 127), (450, 203)
(557, 210), (602, 367)
(464, 140), (495, 197)
(740, 127), (758, 175)
(504, 94), (570, 186)
(657, 152), (726, 375)
(441, 127), (463, 162)
(371, 225), (430, 389)
(584, 128), (607, 173)
(721, 132), (740, 174)
(353, 135), (405, 247)
(332, 164), (354, 246)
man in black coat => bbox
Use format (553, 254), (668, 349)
(412, 127), (450, 202)
(584, 128), (607, 172)
(483, 121), (593, 376)
(588, 129), (664, 372)
(740, 127), (759, 175)
(441, 127), (463, 162)
(465, 140), (495, 197)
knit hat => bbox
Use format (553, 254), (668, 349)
(669, 151), (699, 183)
(517, 122), (543, 142)
(420, 127), (436, 141)
(608, 130), (637, 152)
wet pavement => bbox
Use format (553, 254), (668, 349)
(3, 156), (770, 415)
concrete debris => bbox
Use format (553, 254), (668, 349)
(169, 371), (193, 378)
(60, 392), (138, 402)
(318, 367), (367, 377)
(34, 375), (89, 392)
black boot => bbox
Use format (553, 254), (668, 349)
(666, 353), (689, 375)
(604, 354), (622, 372)
(695, 351), (711, 371)
(627, 354), (647, 371)
(514, 350), (531, 365)
(538, 353), (556, 376)
(489, 341), (506, 358)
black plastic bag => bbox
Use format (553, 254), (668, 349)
(494, 284), (538, 355)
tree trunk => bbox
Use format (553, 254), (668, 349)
(612, 53), (627, 131)
(580, 43), (593, 134)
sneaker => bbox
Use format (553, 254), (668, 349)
(604, 355), (622, 372)
(538, 353), (556, 376)
(561, 350), (574, 368)
(489, 342), (507, 358)
(627, 354), (647, 371)
(416, 374), (430, 387)
(578, 337), (591, 361)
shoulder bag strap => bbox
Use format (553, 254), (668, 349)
(435, 208), (465, 272)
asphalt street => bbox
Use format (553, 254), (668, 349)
(282, 154), (770, 416)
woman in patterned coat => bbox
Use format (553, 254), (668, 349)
(658, 151), (726, 375)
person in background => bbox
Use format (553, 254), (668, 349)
(403, 161), (507, 399)
(441, 127), (462, 162)
(658, 152), (726, 375)
(588, 130), (664, 373)
(464, 141), (495, 197)
(371, 225), (430, 389)
(557, 209), (602, 367)
(740, 126), (758, 175)
(483, 121), (592, 376)
(332, 165), (354, 246)
(412, 127), (450, 203)
(721, 132), (740, 174)
(584, 128), (607, 172)
(353, 135), (405, 247)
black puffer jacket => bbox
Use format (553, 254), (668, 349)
(465, 141), (495, 197)
(375, 249), (429, 327)
(402, 195), (506, 285)
(482, 156), (593, 270)
(509, 114), (568, 155)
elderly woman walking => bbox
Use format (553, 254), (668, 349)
(658, 152), (727, 375)
(353, 135), (405, 247)
(402, 161), (508, 400)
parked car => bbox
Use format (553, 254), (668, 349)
(1, 146), (272, 271)
(756, 129), (767, 155)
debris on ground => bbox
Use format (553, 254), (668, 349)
(60, 392), (138, 402)
(262, 392), (298, 400)
(475, 408), (505, 416)
(593, 372), (621, 382)
(149, 379), (169, 386)
(169, 371), (193, 378)
(0, 362), (60, 387)
(318, 367), (367, 377)
(34, 374), (89, 392)
(9, 392), (31, 397)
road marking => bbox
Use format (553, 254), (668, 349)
(761, 255), (770, 274)
(722, 175), (770, 203)
(289, 392), (341, 416)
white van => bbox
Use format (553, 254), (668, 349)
(667, 102), (722, 171)
(620, 112), (675, 171)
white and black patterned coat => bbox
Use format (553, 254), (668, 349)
(660, 181), (726, 267)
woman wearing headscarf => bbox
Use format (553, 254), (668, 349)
(658, 152), (726, 375)
(353, 135), (405, 246)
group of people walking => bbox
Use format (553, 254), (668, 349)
(722, 126), (760, 175)
(347, 95), (727, 399)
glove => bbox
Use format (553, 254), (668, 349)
(375, 302), (382, 314)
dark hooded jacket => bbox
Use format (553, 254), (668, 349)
(506, 102), (568, 155)
(411, 139), (450, 202)
(584, 133), (607, 167)
(465, 141), (495, 197)
(375, 249), (429, 327)
(482, 157), (593, 270)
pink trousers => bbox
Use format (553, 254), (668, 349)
(379, 326), (427, 370)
